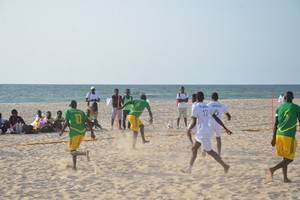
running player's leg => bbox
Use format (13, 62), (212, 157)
(269, 158), (293, 182)
(180, 141), (201, 173)
(216, 137), (221, 155)
(140, 124), (149, 144)
(206, 150), (230, 174)
(202, 137), (229, 174)
(132, 131), (138, 149)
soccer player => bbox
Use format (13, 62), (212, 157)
(181, 92), (232, 174)
(119, 94), (153, 148)
(59, 100), (95, 171)
(207, 92), (231, 155)
(187, 93), (197, 145)
(267, 91), (300, 183)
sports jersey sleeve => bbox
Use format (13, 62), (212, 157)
(209, 106), (217, 117)
(145, 102), (150, 110)
(64, 110), (70, 121)
(191, 104), (198, 118)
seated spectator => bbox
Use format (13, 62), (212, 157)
(31, 110), (44, 130)
(0, 113), (10, 134)
(38, 111), (55, 133)
(9, 109), (27, 134)
(53, 110), (65, 131)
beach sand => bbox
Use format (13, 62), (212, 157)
(1, 99), (300, 199)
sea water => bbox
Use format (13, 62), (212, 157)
(0, 84), (299, 104)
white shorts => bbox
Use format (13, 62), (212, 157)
(210, 123), (222, 137)
(178, 108), (187, 118)
(195, 136), (212, 151)
(112, 108), (122, 120)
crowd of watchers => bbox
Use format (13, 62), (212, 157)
(0, 109), (66, 134)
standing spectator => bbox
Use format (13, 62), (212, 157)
(111, 88), (122, 130)
(267, 91), (300, 183)
(86, 86), (101, 127)
(176, 86), (189, 129)
(278, 94), (285, 104)
(122, 88), (133, 129)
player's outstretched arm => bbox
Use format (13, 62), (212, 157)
(147, 108), (153, 124)
(212, 115), (232, 135)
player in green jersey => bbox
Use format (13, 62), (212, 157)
(59, 100), (96, 171)
(120, 94), (153, 148)
(267, 91), (300, 183)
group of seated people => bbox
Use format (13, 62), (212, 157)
(0, 109), (65, 134)
(0, 108), (103, 134)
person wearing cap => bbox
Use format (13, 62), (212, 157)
(85, 86), (101, 129)
(59, 100), (95, 171)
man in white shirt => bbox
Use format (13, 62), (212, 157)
(86, 86), (101, 126)
(176, 86), (189, 129)
(181, 91), (232, 174)
(207, 92), (231, 155)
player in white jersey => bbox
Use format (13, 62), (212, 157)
(181, 91), (232, 174)
(207, 92), (231, 155)
(187, 93), (197, 145)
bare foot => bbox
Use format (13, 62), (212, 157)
(284, 178), (292, 183)
(143, 140), (150, 144)
(72, 167), (77, 171)
(264, 168), (274, 183)
(86, 150), (90, 162)
(224, 164), (230, 174)
(180, 166), (192, 174)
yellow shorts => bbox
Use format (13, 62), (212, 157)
(68, 135), (84, 151)
(276, 135), (298, 160)
(128, 115), (142, 132)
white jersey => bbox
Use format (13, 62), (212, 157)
(191, 102), (213, 138)
(86, 92), (100, 101)
(207, 101), (228, 126)
(176, 92), (188, 109)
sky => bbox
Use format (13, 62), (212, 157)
(0, 0), (299, 85)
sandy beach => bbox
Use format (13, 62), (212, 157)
(1, 99), (300, 199)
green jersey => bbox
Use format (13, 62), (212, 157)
(123, 96), (133, 111)
(276, 102), (300, 138)
(129, 99), (150, 117)
(64, 108), (88, 137)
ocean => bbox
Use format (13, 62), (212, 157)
(0, 84), (299, 104)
